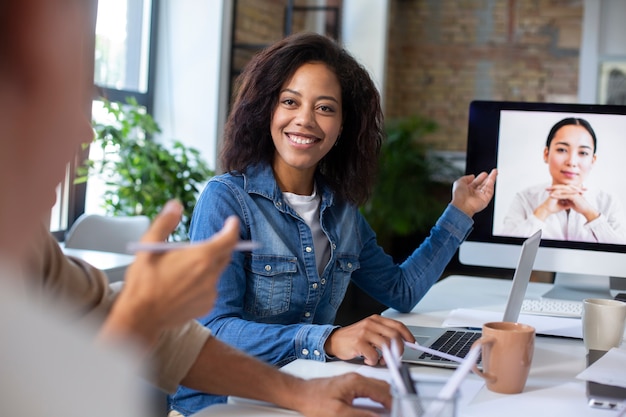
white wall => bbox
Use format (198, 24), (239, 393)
(341, 0), (390, 108)
(579, 0), (626, 104)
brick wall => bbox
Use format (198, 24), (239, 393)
(231, 0), (342, 101)
(233, 0), (583, 152)
(386, 0), (583, 151)
(230, 0), (285, 76)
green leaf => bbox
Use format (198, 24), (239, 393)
(78, 98), (214, 241)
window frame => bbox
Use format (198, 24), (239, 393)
(94, 0), (159, 112)
(52, 0), (160, 239)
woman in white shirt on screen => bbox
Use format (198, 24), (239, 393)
(502, 117), (626, 244)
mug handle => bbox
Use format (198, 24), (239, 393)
(471, 336), (497, 383)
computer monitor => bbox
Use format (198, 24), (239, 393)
(459, 100), (626, 301)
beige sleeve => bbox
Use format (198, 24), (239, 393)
(23, 225), (113, 319)
(148, 319), (212, 393)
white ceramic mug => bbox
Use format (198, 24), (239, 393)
(582, 298), (626, 351)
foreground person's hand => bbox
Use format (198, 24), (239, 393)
(100, 200), (240, 347)
(293, 373), (392, 417)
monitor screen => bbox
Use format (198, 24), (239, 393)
(460, 100), (626, 301)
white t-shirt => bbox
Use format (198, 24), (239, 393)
(283, 187), (331, 275)
(501, 183), (626, 244)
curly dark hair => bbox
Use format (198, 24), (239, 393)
(220, 32), (384, 206)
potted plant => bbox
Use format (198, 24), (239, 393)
(360, 115), (462, 260)
(76, 98), (214, 241)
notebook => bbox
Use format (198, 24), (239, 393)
(401, 229), (542, 368)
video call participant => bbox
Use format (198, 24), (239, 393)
(502, 117), (626, 243)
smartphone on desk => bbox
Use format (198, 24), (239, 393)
(586, 350), (626, 410)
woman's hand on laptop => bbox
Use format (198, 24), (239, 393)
(324, 314), (416, 366)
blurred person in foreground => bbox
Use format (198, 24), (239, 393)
(0, 1), (391, 416)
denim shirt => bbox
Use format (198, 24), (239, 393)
(168, 163), (473, 415)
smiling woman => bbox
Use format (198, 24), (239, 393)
(502, 117), (626, 243)
(270, 62), (343, 196)
(167, 31), (497, 415)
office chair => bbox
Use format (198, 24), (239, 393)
(64, 213), (151, 254)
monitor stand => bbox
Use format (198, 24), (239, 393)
(541, 273), (613, 301)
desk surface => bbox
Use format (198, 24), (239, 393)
(61, 247), (134, 282)
(193, 275), (617, 417)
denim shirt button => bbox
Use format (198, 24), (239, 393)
(264, 264), (271, 272)
(305, 246), (313, 253)
(321, 279), (326, 285)
(304, 312), (311, 318)
(302, 348), (309, 356)
(312, 283), (318, 289)
(347, 262), (353, 269)
(331, 243), (336, 250)
(313, 350), (321, 356)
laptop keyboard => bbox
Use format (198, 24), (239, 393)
(418, 330), (482, 363)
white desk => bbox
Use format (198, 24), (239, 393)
(61, 247), (134, 282)
(193, 275), (617, 417)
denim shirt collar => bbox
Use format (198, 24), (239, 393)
(242, 163), (336, 212)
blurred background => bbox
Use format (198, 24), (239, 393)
(52, 0), (626, 322)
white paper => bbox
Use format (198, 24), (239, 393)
(462, 382), (615, 417)
(577, 347), (626, 388)
(442, 308), (583, 339)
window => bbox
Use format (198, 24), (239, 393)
(94, 0), (155, 106)
(50, 0), (158, 236)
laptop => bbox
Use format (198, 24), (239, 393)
(402, 229), (542, 368)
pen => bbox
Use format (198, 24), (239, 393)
(391, 339), (418, 394)
(404, 340), (465, 363)
(126, 240), (261, 254)
(420, 344), (482, 417)
(398, 363), (417, 394)
(383, 342), (421, 417)
(381, 343), (408, 395)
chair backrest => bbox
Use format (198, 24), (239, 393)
(64, 214), (151, 254)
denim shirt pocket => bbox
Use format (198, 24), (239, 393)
(329, 256), (360, 309)
(244, 255), (297, 318)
